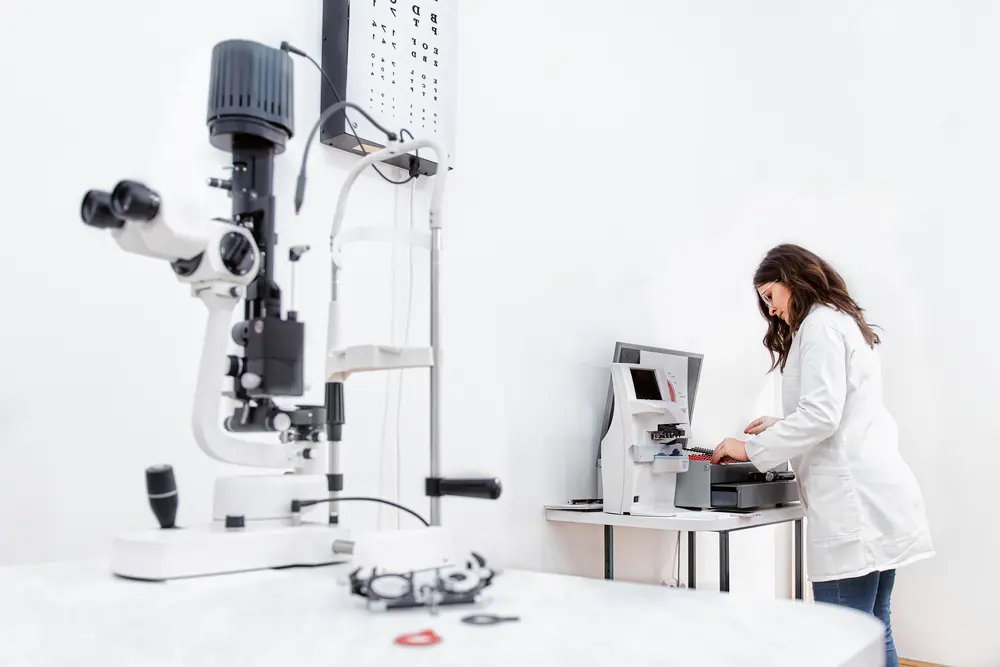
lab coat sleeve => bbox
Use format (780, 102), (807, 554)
(744, 320), (847, 472)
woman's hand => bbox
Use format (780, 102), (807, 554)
(744, 415), (781, 435)
(711, 438), (749, 464)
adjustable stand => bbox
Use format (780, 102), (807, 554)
(323, 138), (501, 529)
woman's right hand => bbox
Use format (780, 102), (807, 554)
(744, 416), (781, 435)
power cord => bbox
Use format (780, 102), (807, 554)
(280, 41), (414, 186)
(292, 496), (429, 527)
(378, 185), (402, 529)
(378, 179), (418, 531)
(293, 98), (397, 213)
(396, 179), (418, 529)
(660, 532), (682, 587)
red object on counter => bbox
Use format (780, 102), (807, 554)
(395, 629), (441, 647)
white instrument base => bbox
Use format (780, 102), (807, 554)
(111, 522), (350, 581)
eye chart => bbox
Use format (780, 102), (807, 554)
(320, 0), (457, 174)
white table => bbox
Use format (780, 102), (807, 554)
(545, 504), (806, 596)
(0, 559), (883, 667)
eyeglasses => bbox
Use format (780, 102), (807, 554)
(348, 553), (496, 612)
(758, 281), (775, 309)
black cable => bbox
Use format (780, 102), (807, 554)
(293, 496), (430, 527)
(292, 100), (393, 212)
(280, 42), (413, 187)
(399, 128), (422, 179)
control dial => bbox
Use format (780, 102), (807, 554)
(220, 231), (255, 276)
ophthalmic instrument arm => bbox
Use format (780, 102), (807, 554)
(81, 40), (325, 473)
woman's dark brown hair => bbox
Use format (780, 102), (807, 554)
(754, 244), (880, 372)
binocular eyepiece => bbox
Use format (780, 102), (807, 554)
(81, 180), (162, 229)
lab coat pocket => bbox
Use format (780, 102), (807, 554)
(803, 465), (862, 542)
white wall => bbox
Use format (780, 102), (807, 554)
(1, 1), (997, 665)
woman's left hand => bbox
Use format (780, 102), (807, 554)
(711, 438), (749, 464)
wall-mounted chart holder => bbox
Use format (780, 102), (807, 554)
(320, 0), (456, 176)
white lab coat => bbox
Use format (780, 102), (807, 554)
(744, 304), (934, 582)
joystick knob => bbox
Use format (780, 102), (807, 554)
(145, 464), (178, 529)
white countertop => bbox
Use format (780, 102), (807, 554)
(544, 504), (805, 531)
(0, 558), (882, 667)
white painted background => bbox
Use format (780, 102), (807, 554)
(1, 1), (996, 665)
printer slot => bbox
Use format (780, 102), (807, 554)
(674, 460), (800, 511)
(710, 480), (798, 510)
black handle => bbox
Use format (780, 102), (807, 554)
(325, 381), (345, 442)
(749, 470), (797, 483)
(145, 464), (178, 529)
(425, 477), (502, 500)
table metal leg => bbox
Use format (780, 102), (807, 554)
(687, 531), (696, 589)
(794, 518), (804, 600)
(604, 525), (614, 580)
(719, 531), (730, 592)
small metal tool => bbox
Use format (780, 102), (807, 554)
(460, 614), (520, 626)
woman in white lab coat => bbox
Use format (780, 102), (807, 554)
(711, 244), (934, 667)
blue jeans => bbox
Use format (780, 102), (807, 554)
(812, 569), (898, 667)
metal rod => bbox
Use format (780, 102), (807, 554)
(687, 531), (696, 589)
(604, 525), (614, 580)
(327, 269), (341, 525)
(429, 227), (442, 526)
(794, 519), (804, 600)
(328, 439), (340, 524)
(719, 531), (731, 592)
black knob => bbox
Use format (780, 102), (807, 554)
(325, 382), (345, 442)
(289, 245), (311, 262)
(145, 464), (178, 529)
(226, 355), (242, 377)
(110, 180), (161, 222)
(80, 190), (124, 229)
(219, 231), (255, 276)
(231, 322), (250, 346)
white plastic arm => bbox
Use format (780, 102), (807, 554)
(109, 197), (212, 262)
(325, 298), (343, 380)
(329, 138), (450, 267)
(192, 287), (301, 468)
(331, 227), (431, 267)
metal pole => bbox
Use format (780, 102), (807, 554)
(328, 438), (340, 524)
(327, 268), (341, 525)
(429, 226), (442, 526)
(794, 519), (804, 600)
(604, 525), (614, 580)
(687, 532), (697, 589)
(719, 531), (731, 592)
